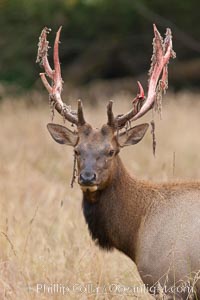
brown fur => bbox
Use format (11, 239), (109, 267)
(83, 156), (200, 299)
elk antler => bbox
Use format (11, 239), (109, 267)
(36, 27), (85, 126)
(108, 24), (176, 129)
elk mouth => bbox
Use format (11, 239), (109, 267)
(79, 185), (98, 193)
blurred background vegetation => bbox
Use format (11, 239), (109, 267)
(0, 0), (200, 95)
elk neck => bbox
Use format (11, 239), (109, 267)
(82, 155), (154, 261)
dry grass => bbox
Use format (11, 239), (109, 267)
(0, 91), (200, 299)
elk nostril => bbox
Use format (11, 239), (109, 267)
(80, 173), (84, 182)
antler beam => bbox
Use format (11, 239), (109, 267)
(36, 27), (85, 126)
(108, 24), (176, 129)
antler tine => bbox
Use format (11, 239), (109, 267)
(115, 24), (175, 128)
(37, 27), (80, 126)
(77, 99), (86, 126)
(52, 26), (62, 97)
(107, 100), (115, 128)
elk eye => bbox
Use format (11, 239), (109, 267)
(108, 149), (115, 157)
(74, 149), (79, 156)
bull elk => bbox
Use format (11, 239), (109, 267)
(37, 25), (200, 299)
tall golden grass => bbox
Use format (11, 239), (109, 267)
(0, 91), (200, 299)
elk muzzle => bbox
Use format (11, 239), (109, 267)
(79, 170), (98, 192)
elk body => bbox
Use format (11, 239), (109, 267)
(37, 26), (200, 299)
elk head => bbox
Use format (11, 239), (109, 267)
(36, 25), (175, 193)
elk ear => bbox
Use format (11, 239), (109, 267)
(47, 123), (78, 146)
(118, 123), (149, 147)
